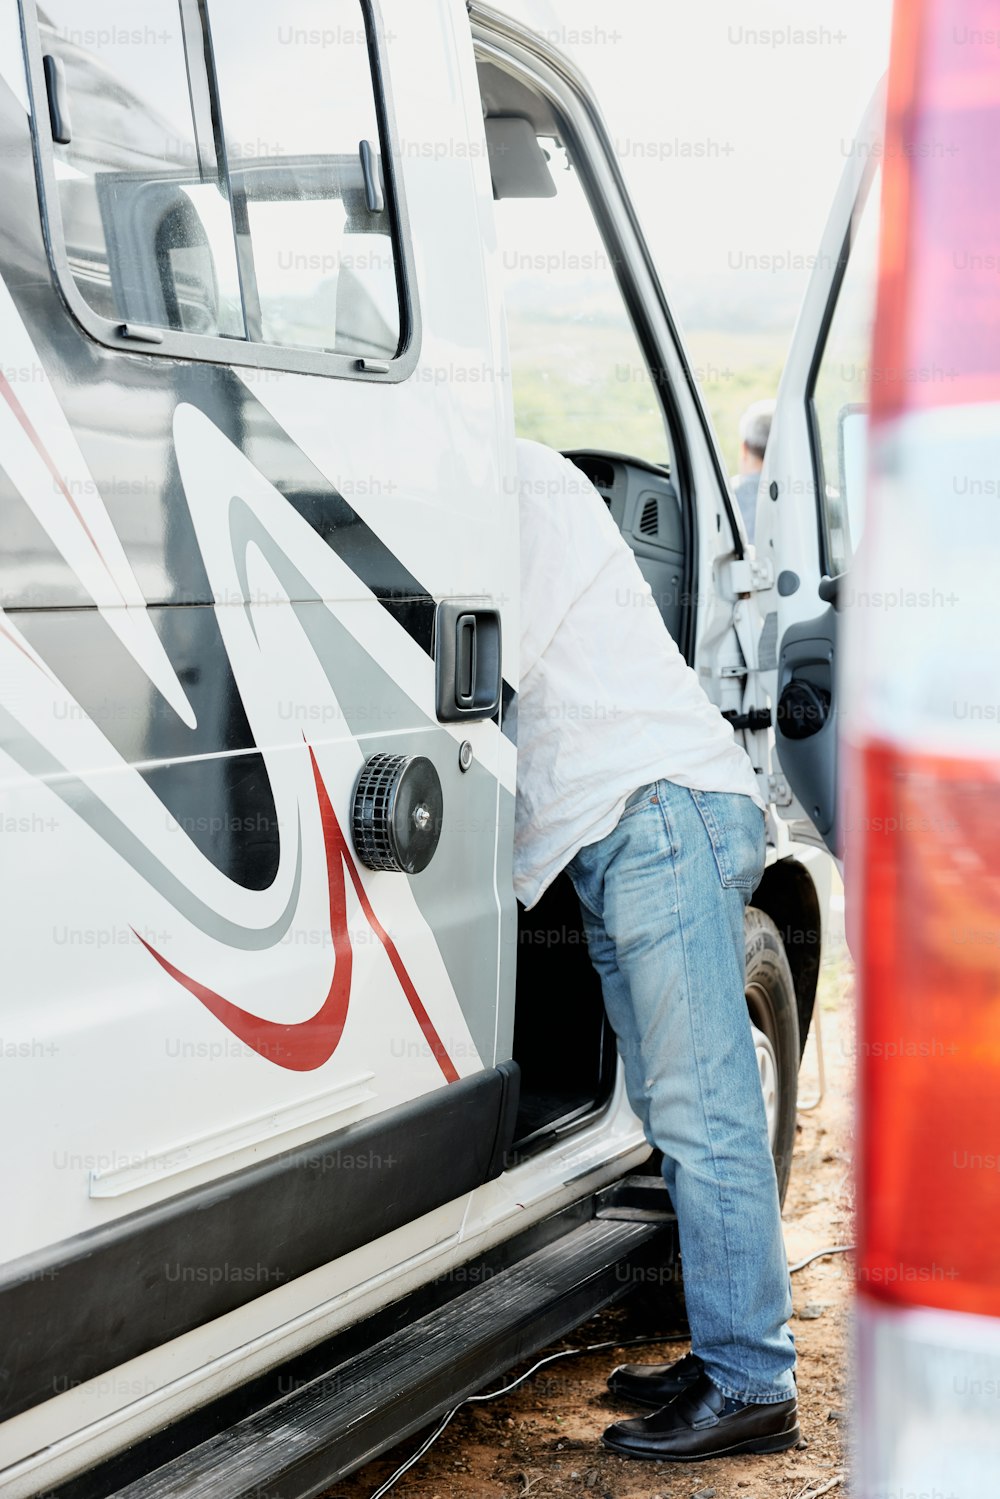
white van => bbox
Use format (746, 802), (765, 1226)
(0, 2), (879, 1494)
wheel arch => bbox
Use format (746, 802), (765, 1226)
(752, 855), (822, 1060)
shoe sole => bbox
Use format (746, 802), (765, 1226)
(601, 1425), (801, 1462)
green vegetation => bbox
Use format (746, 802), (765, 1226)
(682, 327), (787, 473)
(506, 309), (787, 475)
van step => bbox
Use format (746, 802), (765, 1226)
(595, 1173), (676, 1223)
(105, 1216), (664, 1499)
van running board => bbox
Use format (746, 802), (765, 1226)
(595, 1173), (676, 1223)
(104, 1216), (666, 1499)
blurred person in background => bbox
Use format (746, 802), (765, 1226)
(731, 398), (775, 544)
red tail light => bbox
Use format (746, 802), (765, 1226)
(872, 0), (1000, 421)
(851, 1), (1000, 1491)
(857, 741), (1000, 1318)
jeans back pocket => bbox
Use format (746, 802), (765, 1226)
(689, 789), (765, 892)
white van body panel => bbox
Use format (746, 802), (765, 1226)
(753, 82), (887, 846)
(0, 0), (832, 1490)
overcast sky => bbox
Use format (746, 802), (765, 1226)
(491, 0), (894, 332)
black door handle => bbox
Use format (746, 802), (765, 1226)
(435, 603), (502, 722)
(455, 614), (477, 708)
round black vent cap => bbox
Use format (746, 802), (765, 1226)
(351, 753), (443, 874)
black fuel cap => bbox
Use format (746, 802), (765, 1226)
(776, 680), (831, 741)
(351, 753), (444, 874)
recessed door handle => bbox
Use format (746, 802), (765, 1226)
(455, 614), (477, 708)
(434, 603), (502, 722)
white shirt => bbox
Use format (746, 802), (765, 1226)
(514, 439), (765, 909)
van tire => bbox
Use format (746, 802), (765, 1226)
(744, 905), (800, 1204)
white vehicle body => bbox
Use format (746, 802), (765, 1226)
(0, 3), (857, 1494)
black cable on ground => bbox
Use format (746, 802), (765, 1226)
(367, 1333), (686, 1499)
(366, 1242), (856, 1498)
(788, 1243), (854, 1274)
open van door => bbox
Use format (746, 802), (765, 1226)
(753, 85), (887, 855)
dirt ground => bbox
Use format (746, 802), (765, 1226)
(332, 912), (855, 1499)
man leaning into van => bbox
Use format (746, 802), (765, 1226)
(515, 439), (798, 1463)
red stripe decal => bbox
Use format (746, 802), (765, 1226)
(339, 835), (460, 1084)
(136, 748), (460, 1081)
(0, 620), (47, 672)
(0, 370), (121, 589)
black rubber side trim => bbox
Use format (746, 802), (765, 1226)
(486, 1058), (521, 1178)
(0, 1066), (515, 1422)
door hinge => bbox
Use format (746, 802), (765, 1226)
(768, 774), (794, 807)
(725, 556), (774, 596)
(722, 707), (772, 733)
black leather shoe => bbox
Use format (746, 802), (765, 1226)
(607, 1351), (704, 1407)
(602, 1371), (799, 1462)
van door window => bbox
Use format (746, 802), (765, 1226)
(39, 0), (245, 336)
(492, 134), (670, 465)
(34, 0), (403, 366)
(207, 1), (400, 359)
(808, 165), (882, 574)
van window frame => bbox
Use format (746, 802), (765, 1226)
(19, 0), (421, 384)
(473, 36), (700, 665)
(804, 152), (881, 577)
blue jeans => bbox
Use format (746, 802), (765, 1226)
(567, 779), (796, 1404)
